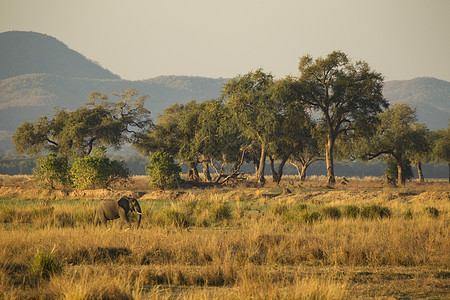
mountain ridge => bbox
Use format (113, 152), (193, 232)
(0, 31), (448, 152)
(0, 31), (120, 81)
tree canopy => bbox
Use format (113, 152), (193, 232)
(358, 103), (430, 184)
(298, 51), (388, 185)
(13, 89), (152, 158)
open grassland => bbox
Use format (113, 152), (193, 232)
(0, 175), (449, 299)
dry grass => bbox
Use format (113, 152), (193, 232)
(0, 175), (449, 299)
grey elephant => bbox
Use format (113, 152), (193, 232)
(94, 196), (142, 229)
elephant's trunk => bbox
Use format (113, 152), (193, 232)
(136, 204), (142, 229)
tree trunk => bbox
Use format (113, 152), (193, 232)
(300, 165), (307, 182)
(255, 145), (266, 185)
(269, 156), (288, 184)
(269, 157), (280, 184)
(396, 157), (404, 185)
(201, 159), (212, 182)
(416, 162), (424, 183)
(325, 135), (335, 185)
(188, 162), (200, 182)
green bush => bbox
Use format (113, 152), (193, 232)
(361, 205), (391, 219)
(384, 157), (414, 183)
(146, 152), (181, 189)
(424, 207), (439, 218)
(320, 206), (341, 219)
(33, 153), (70, 189)
(342, 205), (360, 219)
(209, 201), (232, 223)
(155, 204), (192, 228)
(70, 147), (129, 189)
(28, 251), (62, 279)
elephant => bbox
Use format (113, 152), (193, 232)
(94, 196), (142, 229)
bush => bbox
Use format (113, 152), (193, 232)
(270, 201), (289, 216)
(209, 201), (232, 223)
(146, 152), (181, 189)
(320, 206), (341, 219)
(384, 157), (414, 184)
(424, 207), (439, 218)
(361, 205), (391, 219)
(342, 205), (360, 219)
(155, 204), (192, 228)
(70, 147), (129, 189)
(33, 153), (70, 189)
(28, 251), (62, 279)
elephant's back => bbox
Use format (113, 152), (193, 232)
(98, 200), (120, 219)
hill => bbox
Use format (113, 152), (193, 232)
(383, 77), (449, 130)
(0, 31), (448, 154)
(0, 31), (119, 81)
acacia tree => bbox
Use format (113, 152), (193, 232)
(359, 103), (429, 185)
(289, 124), (324, 181)
(267, 76), (312, 184)
(298, 51), (387, 185)
(407, 123), (431, 182)
(135, 101), (204, 181)
(13, 89), (152, 158)
(222, 69), (275, 185)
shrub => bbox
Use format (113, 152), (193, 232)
(28, 251), (62, 279)
(301, 211), (321, 224)
(320, 206), (341, 219)
(146, 152), (181, 189)
(424, 207), (439, 218)
(155, 204), (192, 228)
(403, 208), (414, 220)
(70, 147), (129, 189)
(209, 201), (232, 223)
(342, 205), (360, 219)
(384, 157), (414, 184)
(270, 201), (288, 216)
(33, 153), (70, 189)
(361, 205), (391, 219)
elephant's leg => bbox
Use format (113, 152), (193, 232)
(118, 210), (132, 229)
(97, 211), (108, 228)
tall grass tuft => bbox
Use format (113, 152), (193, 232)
(424, 206), (439, 218)
(28, 251), (62, 279)
(342, 205), (360, 219)
(361, 204), (391, 219)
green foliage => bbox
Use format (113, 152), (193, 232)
(424, 207), (439, 218)
(384, 157), (414, 182)
(146, 152), (181, 189)
(361, 205), (391, 220)
(155, 204), (192, 228)
(28, 251), (63, 279)
(320, 206), (341, 219)
(33, 153), (70, 189)
(280, 205), (320, 225)
(13, 89), (152, 158)
(70, 147), (129, 190)
(342, 205), (360, 219)
(430, 127), (450, 164)
(298, 51), (387, 185)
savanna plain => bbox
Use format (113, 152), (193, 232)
(0, 175), (448, 299)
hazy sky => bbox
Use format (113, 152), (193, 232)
(1, 0), (449, 81)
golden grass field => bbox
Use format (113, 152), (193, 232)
(0, 175), (449, 299)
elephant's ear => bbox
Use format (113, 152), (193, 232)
(118, 197), (130, 211)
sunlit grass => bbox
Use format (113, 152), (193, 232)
(0, 176), (448, 298)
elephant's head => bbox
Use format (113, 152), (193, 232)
(119, 196), (142, 229)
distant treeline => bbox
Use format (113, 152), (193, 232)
(0, 153), (447, 179)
